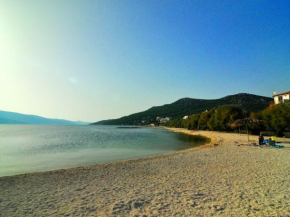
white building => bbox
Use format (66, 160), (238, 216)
(273, 91), (290, 104)
(183, 116), (188, 120)
(159, 117), (172, 124)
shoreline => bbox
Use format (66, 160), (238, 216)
(0, 127), (212, 179)
(163, 127), (220, 145)
(1, 129), (290, 216)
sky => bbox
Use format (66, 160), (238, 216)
(0, 0), (289, 122)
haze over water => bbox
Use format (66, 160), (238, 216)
(0, 125), (209, 177)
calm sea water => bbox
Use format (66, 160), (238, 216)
(0, 125), (209, 177)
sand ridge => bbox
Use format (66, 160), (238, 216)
(1, 129), (290, 216)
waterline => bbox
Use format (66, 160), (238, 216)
(0, 125), (209, 177)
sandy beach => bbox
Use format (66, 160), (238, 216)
(1, 128), (290, 216)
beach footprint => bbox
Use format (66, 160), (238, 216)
(112, 200), (132, 215)
(112, 198), (150, 215)
(132, 198), (150, 209)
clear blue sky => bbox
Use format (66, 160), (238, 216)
(0, 0), (289, 122)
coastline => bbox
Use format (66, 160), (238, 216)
(0, 127), (211, 179)
(162, 127), (220, 145)
(1, 129), (290, 216)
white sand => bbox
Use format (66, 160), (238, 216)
(1, 128), (290, 216)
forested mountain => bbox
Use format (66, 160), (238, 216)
(92, 93), (273, 125)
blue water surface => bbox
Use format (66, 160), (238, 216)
(0, 125), (208, 177)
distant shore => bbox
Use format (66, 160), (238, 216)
(1, 129), (290, 216)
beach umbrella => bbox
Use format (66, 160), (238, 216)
(229, 118), (266, 141)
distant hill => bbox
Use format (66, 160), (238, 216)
(0, 117), (27, 124)
(0, 111), (90, 125)
(91, 119), (113, 125)
(91, 93), (273, 125)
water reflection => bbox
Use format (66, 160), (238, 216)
(176, 133), (210, 147)
(0, 126), (209, 177)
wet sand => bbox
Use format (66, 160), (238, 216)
(1, 128), (290, 216)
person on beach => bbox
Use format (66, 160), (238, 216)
(259, 133), (264, 147)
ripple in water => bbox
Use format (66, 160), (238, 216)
(0, 125), (209, 177)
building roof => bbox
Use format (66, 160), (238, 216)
(274, 91), (290, 97)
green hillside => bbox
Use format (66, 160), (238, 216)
(91, 93), (273, 125)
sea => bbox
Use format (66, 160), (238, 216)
(0, 125), (209, 177)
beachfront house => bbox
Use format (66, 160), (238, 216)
(159, 117), (172, 124)
(273, 91), (290, 104)
(183, 114), (194, 119)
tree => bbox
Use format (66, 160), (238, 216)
(207, 112), (216, 130)
(261, 103), (290, 135)
(198, 110), (214, 130)
(188, 123), (192, 130)
(190, 114), (200, 130)
(215, 106), (243, 131)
